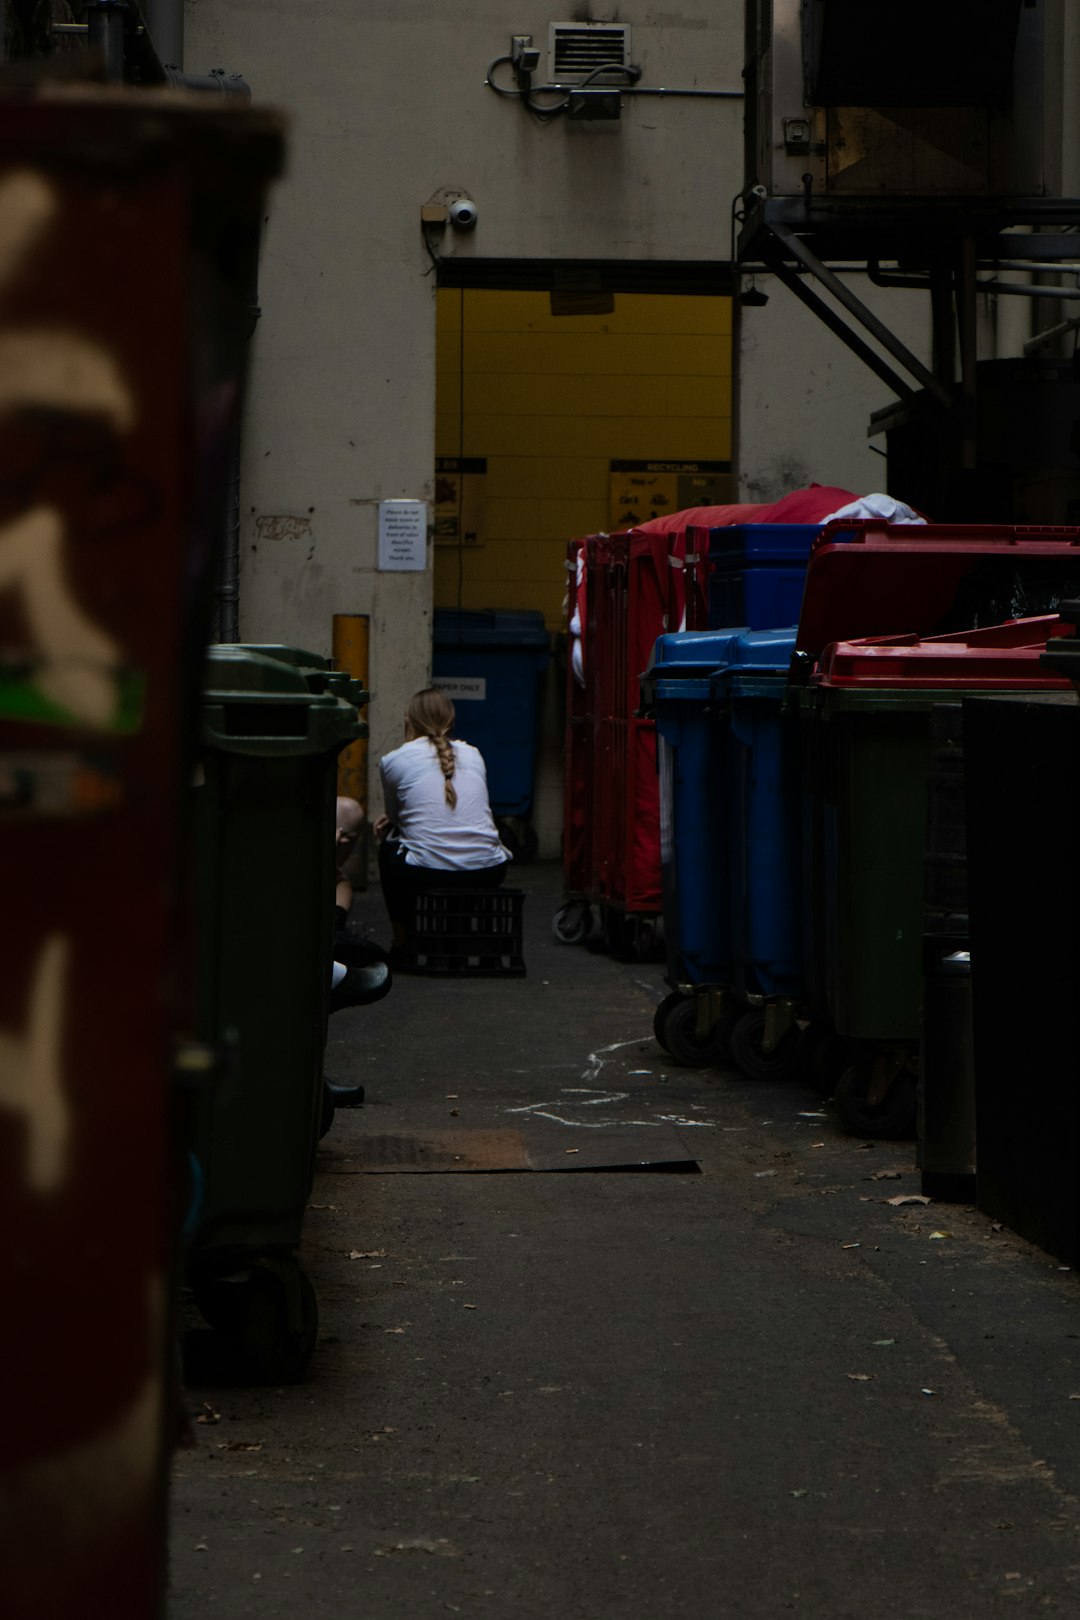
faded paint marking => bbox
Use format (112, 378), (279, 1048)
(0, 934), (71, 1193)
(0, 170), (56, 291)
(0, 506), (122, 726)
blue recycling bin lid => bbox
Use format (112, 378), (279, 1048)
(433, 608), (550, 650)
(642, 630), (744, 703)
(709, 627), (798, 695)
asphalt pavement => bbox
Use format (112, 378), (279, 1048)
(169, 862), (1080, 1618)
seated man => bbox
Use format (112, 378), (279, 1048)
(329, 795), (390, 1013)
(334, 795), (366, 934)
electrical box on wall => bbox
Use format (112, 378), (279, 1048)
(745, 0), (1054, 199)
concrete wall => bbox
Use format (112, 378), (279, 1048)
(183, 1), (746, 793)
(735, 277), (933, 503)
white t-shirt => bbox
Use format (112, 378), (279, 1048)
(378, 737), (510, 871)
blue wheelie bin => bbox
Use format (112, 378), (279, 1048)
(642, 630), (742, 1064)
(432, 609), (550, 853)
(716, 628), (805, 1079)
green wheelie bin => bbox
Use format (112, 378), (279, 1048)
(188, 644), (364, 1381)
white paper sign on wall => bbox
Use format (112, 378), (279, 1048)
(377, 500), (428, 571)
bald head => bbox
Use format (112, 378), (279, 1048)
(336, 797), (365, 840)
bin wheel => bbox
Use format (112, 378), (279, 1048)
(318, 1079), (336, 1140)
(653, 991), (685, 1051)
(834, 1061), (917, 1140)
(191, 1266), (247, 1336)
(728, 1009), (801, 1082)
(631, 916), (664, 963)
(236, 1264), (319, 1385)
(662, 996), (725, 1068)
(553, 900), (592, 945)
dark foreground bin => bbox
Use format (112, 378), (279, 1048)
(432, 608), (550, 832)
(0, 91), (283, 1620)
(965, 690), (1080, 1262)
(189, 645), (362, 1380)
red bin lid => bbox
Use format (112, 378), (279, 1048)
(795, 522), (1080, 660)
(816, 613), (1075, 689)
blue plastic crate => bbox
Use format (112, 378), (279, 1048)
(705, 524), (819, 630)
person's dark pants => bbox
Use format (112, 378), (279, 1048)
(378, 837), (506, 941)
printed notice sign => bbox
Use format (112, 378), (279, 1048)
(436, 677), (486, 701)
(378, 500), (428, 571)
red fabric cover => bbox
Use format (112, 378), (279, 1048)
(636, 502), (764, 534)
(750, 485), (858, 524)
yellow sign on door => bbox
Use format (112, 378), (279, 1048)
(609, 460), (733, 531)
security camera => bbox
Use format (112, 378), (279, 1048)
(448, 197), (478, 230)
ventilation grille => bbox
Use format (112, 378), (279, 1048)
(549, 22), (632, 84)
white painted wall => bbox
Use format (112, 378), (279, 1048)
(183, 1), (746, 791)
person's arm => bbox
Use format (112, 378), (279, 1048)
(378, 756), (401, 837)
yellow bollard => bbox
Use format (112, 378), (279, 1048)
(333, 613), (370, 887)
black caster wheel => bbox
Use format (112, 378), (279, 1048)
(236, 1263), (319, 1385)
(834, 1061), (917, 1140)
(631, 916), (664, 963)
(553, 899), (592, 945)
(653, 991), (685, 1052)
(662, 996), (726, 1068)
(191, 1267), (247, 1336)
(728, 1009), (802, 1082)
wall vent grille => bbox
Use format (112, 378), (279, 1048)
(548, 23), (632, 84)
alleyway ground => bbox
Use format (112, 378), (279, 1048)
(170, 864), (1080, 1618)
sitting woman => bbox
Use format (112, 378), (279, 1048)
(375, 687), (510, 954)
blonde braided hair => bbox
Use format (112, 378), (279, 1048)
(405, 687), (458, 808)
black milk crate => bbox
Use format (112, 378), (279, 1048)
(410, 888), (526, 976)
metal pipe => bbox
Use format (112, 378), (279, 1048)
(957, 235), (978, 472)
(86, 5), (125, 82)
(215, 423), (242, 643)
(976, 279), (1080, 299)
(769, 221), (950, 405)
(145, 0), (182, 69)
(1024, 315), (1080, 356)
(992, 260), (1080, 274)
(930, 261), (956, 386)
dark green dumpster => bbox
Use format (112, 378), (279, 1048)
(189, 644), (363, 1381)
(804, 621), (1071, 1138)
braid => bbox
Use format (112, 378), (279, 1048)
(431, 734), (457, 808)
(405, 688), (459, 808)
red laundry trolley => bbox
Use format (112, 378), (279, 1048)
(556, 521), (701, 955)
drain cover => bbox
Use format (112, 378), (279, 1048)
(322, 1125), (699, 1174)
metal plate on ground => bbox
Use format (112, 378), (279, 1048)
(321, 1125), (699, 1174)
